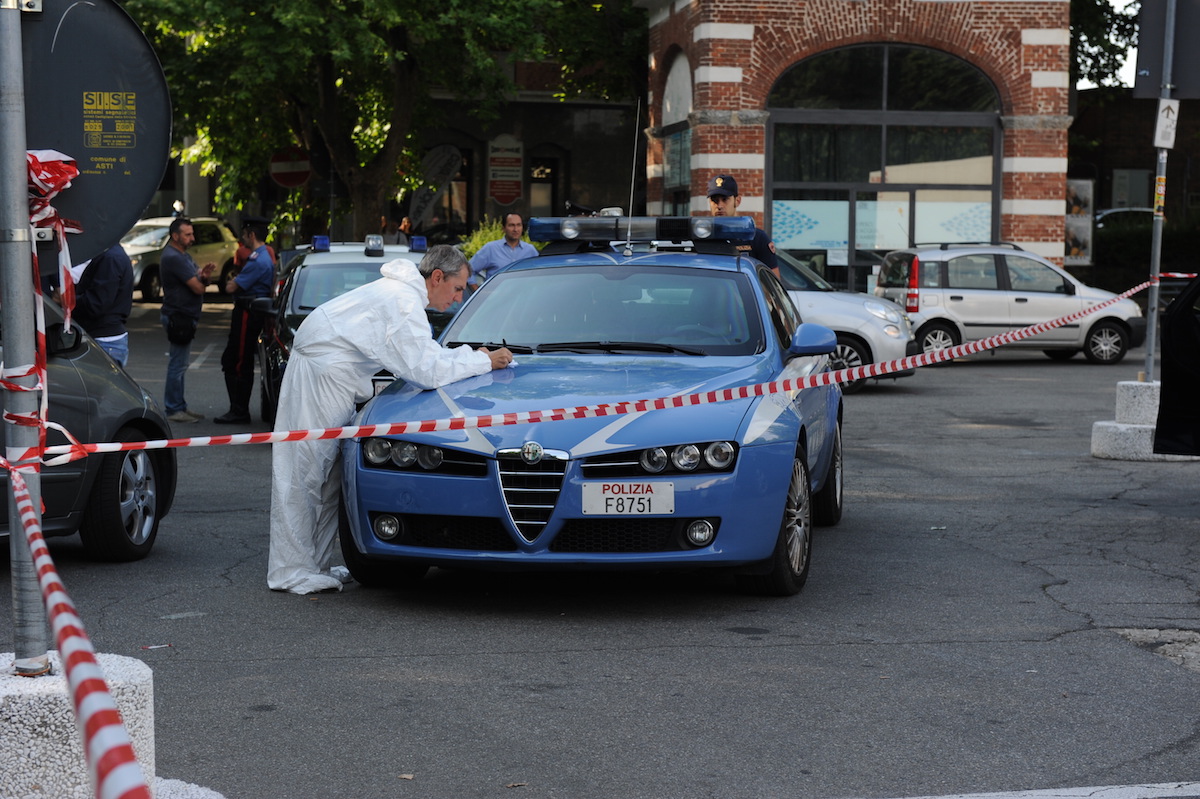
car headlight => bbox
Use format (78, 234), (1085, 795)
(391, 442), (417, 467)
(863, 300), (901, 324)
(704, 441), (736, 469)
(640, 447), (668, 473)
(671, 444), (702, 471)
(363, 438), (392, 465)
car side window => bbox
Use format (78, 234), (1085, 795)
(946, 254), (998, 290)
(194, 224), (220, 246)
(1005, 256), (1070, 293)
(759, 269), (800, 348)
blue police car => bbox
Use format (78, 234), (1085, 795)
(339, 215), (844, 596)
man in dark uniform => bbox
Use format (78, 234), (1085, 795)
(215, 216), (274, 424)
(706, 173), (779, 276)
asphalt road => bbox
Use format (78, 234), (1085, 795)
(4, 296), (1200, 799)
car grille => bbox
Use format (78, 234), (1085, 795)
(497, 448), (569, 542)
(549, 519), (707, 553)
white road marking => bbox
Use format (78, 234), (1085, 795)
(855, 784), (1200, 799)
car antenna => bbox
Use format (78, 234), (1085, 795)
(622, 98), (641, 256)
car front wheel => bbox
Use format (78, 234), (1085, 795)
(79, 428), (161, 561)
(1083, 321), (1129, 364)
(139, 268), (161, 303)
(737, 449), (812, 597)
(832, 336), (869, 394)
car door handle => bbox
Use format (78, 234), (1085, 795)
(949, 295), (964, 301)
(1014, 297), (1029, 303)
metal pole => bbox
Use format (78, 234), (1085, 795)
(1, 0), (50, 674)
(1144, 0), (1177, 382)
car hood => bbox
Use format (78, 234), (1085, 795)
(356, 354), (799, 456)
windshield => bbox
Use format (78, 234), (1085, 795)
(776, 251), (835, 291)
(445, 264), (765, 356)
(120, 223), (170, 250)
(291, 262), (383, 311)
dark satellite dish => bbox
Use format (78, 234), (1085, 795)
(22, 0), (171, 266)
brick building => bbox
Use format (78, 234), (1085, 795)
(636, 0), (1072, 286)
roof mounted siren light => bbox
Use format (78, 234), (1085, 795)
(364, 234), (385, 256)
(311, 235), (331, 253)
(527, 215), (756, 244)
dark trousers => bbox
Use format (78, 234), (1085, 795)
(220, 303), (265, 417)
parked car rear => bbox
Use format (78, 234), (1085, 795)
(875, 243), (1146, 364)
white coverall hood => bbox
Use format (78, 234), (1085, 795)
(267, 257), (491, 594)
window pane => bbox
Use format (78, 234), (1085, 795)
(771, 196), (849, 250)
(768, 47), (884, 109)
(914, 189), (992, 243)
(1006, 256), (1069, 293)
(947, 254), (999, 289)
(885, 127), (993, 184)
(855, 193), (911, 251)
(774, 124), (881, 183)
(888, 47), (1000, 112)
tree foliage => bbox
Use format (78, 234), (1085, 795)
(1071, 0), (1139, 87)
(117, 0), (646, 236)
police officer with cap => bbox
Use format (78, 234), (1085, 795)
(706, 174), (778, 274)
(215, 215), (274, 424)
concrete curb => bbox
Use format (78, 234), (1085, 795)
(1091, 381), (1200, 462)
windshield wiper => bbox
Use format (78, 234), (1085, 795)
(449, 341), (536, 354)
(535, 340), (705, 355)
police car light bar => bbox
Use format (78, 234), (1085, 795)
(528, 216), (756, 243)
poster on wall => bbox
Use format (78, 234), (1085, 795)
(1065, 179), (1094, 267)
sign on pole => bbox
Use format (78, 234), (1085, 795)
(269, 146), (312, 188)
(1154, 99), (1180, 149)
(487, 134), (523, 206)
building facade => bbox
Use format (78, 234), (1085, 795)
(638, 0), (1071, 287)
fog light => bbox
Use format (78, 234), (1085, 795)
(671, 444), (701, 471)
(685, 519), (715, 547)
(363, 438), (391, 465)
(640, 447), (668, 473)
(391, 441), (418, 467)
(417, 446), (443, 469)
(704, 441), (736, 469)
(374, 514), (402, 540)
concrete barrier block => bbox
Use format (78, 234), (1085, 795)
(1, 652), (154, 799)
(1114, 380), (1161, 425)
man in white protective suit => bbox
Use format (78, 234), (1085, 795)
(268, 244), (514, 594)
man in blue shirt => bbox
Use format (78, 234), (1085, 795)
(469, 212), (538, 287)
(706, 174), (779, 276)
(215, 216), (275, 424)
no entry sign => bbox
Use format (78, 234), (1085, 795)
(270, 147), (312, 188)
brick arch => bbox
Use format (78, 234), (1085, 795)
(743, 32), (1018, 117)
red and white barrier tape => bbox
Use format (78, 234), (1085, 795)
(11, 470), (152, 799)
(40, 279), (1154, 464)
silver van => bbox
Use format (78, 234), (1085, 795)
(875, 243), (1146, 364)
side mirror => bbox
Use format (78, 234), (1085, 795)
(788, 323), (837, 357)
(1063, 281), (1077, 296)
(250, 296), (277, 315)
(47, 323), (82, 355)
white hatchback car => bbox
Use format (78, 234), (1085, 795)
(875, 243), (1146, 364)
(119, 216), (240, 302)
(777, 251), (916, 393)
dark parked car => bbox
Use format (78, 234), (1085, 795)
(0, 301), (178, 560)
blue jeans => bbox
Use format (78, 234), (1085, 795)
(96, 334), (129, 367)
(161, 314), (192, 414)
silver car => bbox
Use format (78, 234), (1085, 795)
(119, 216), (240, 302)
(777, 251), (916, 394)
(875, 243), (1147, 364)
